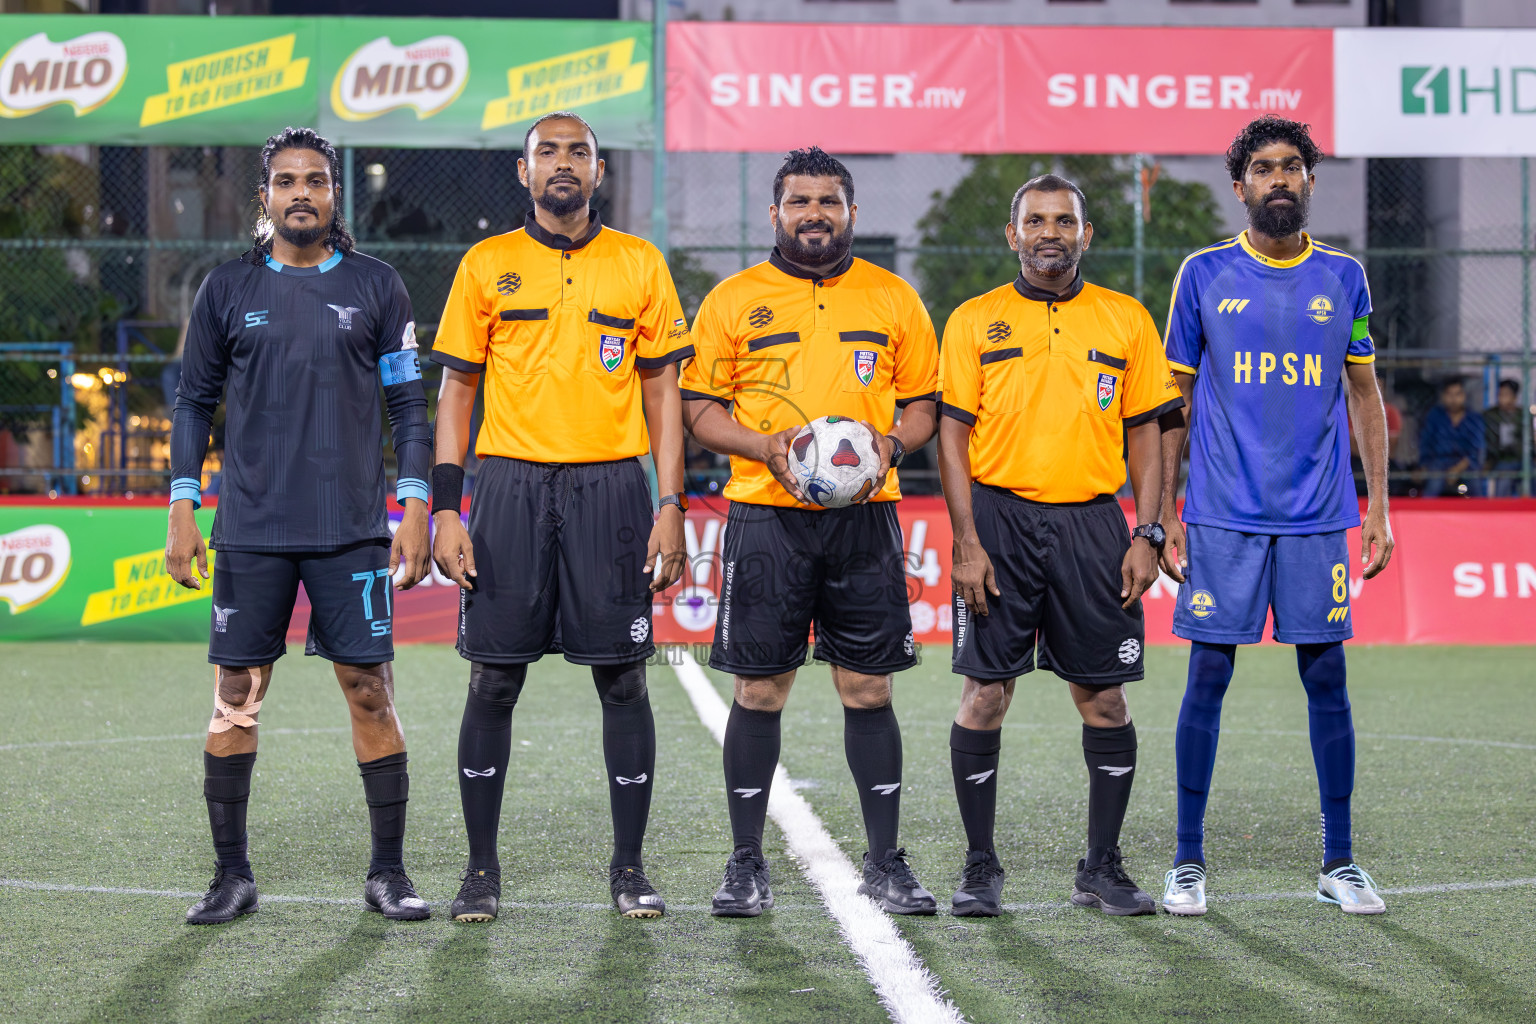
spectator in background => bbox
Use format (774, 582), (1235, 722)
(1350, 393), (1404, 496)
(1418, 376), (1484, 496)
(1485, 379), (1531, 497)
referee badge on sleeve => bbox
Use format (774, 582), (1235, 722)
(1096, 372), (1117, 410)
(600, 334), (625, 372)
(855, 350), (877, 387)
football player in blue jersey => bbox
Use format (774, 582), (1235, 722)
(1157, 116), (1395, 916)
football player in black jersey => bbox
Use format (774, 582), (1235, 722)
(167, 127), (432, 924)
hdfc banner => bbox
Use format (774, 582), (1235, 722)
(1333, 29), (1536, 157)
(666, 23), (1333, 155)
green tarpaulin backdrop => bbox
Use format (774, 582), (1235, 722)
(0, 505), (217, 642)
(0, 15), (653, 149)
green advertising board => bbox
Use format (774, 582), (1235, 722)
(0, 15), (653, 149)
(0, 504), (217, 642)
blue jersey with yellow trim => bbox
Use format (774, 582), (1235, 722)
(1164, 232), (1374, 534)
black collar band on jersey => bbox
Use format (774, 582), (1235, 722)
(1013, 269), (1084, 303)
(524, 210), (603, 252)
(768, 246), (854, 282)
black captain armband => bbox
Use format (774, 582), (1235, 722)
(432, 464), (466, 515)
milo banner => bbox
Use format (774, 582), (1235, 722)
(0, 15), (653, 149)
(0, 504), (218, 642)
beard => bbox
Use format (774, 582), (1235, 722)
(1018, 241), (1081, 280)
(274, 216), (328, 249)
(535, 177), (589, 219)
(775, 218), (854, 267)
(1247, 184), (1311, 238)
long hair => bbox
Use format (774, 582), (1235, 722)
(240, 126), (356, 265)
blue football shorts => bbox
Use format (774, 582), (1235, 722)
(1172, 524), (1353, 645)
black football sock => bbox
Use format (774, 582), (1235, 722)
(845, 704), (903, 858)
(1083, 721), (1138, 854)
(594, 661), (655, 870)
(458, 662), (526, 874)
(723, 702), (781, 857)
(204, 750), (257, 881)
(359, 751), (409, 876)
(950, 723), (1002, 853)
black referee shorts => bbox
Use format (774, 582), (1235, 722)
(709, 500), (916, 678)
(458, 455), (656, 666)
(951, 485), (1144, 686)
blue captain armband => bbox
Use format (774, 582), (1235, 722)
(396, 477), (429, 505)
(169, 477), (202, 508)
(379, 350), (422, 386)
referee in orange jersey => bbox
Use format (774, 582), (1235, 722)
(938, 175), (1184, 919)
(429, 111), (691, 923)
(682, 147), (940, 918)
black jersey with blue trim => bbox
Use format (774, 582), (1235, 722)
(171, 249), (431, 552)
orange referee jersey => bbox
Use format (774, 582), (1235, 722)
(681, 250), (939, 507)
(431, 211), (691, 464)
(939, 273), (1184, 503)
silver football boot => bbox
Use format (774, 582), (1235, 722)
(1161, 862), (1208, 916)
(1317, 862), (1386, 914)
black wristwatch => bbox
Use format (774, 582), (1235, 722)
(885, 434), (906, 468)
(658, 492), (689, 514)
(1131, 522), (1166, 549)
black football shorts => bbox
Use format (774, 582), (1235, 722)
(457, 455), (656, 666)
(709, 500), (916, 677)
(208, 539), (395, 667)
(951, 485), (1145, 686)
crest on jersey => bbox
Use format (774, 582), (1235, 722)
(600, 334), (625, 372)
(1189, 589), (1217, 619)
(328, 304), (363, 330)
(854, 350), (877, 387)
(1307, 294), (1335, 324)
(1096, 372), (1116, 410)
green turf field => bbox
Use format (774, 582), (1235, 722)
(1, 643), (1533, 1024)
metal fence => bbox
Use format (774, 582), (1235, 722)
(2, 144), (1532, 498)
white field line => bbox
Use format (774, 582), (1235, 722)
(8, 725), (1529, 757)
(0, 726), (351, 753)
(1002, 723), (1536, 752)
(997, 876), (1536, 912)
(0, 879), (719, 913)
(5, 876), (1534, 917)
(670, 650), (967, 1024)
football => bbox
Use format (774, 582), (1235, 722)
(785, 415), (883, 508)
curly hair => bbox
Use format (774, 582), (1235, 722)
(1225, 115), (1325, 182)
(772, 146), (854, 207)
(240, 126), (355, 265)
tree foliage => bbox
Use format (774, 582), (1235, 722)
(915, 155), (1224, 336)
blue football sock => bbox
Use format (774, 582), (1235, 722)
(1297, 641), (1354, 866)
(1175, 642), (1236, 865)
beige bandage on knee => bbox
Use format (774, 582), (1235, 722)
(209, 666), (268, 734)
